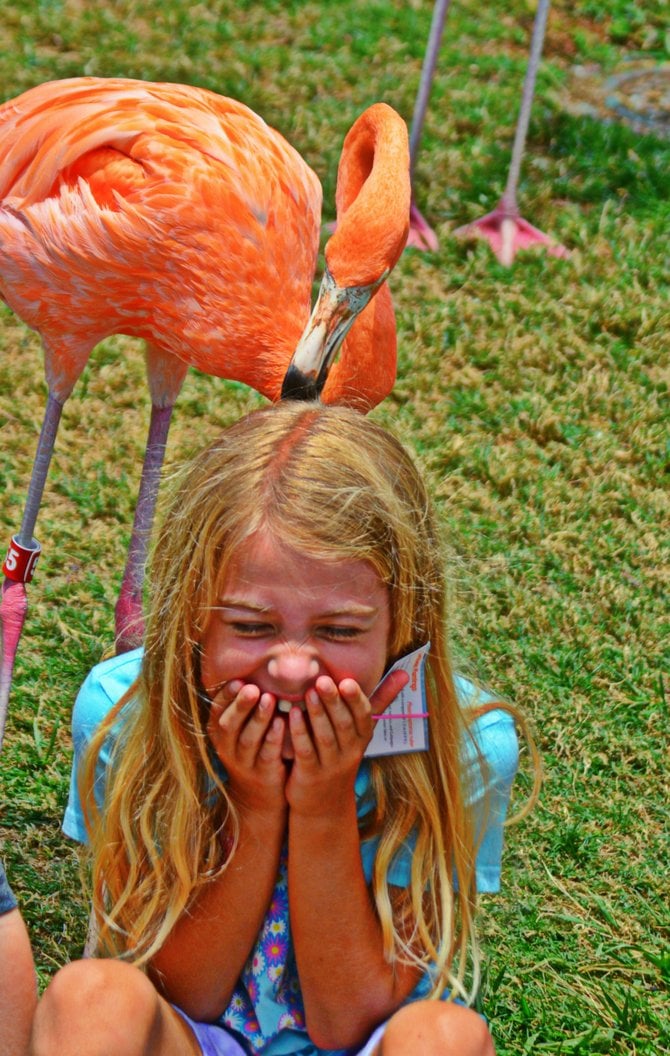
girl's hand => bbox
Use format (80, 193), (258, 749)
(286, 668), (408, 817)
(207, 681), (288, 818)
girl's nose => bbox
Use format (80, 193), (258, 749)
(267, 644), (320, 690)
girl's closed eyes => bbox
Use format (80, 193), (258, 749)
(229, 621), (275, 637)
(53, 401), (535, 1056)
(199, 533), (390, 715)
(316, 625), (365, 640)
(228, 621), (367, 642)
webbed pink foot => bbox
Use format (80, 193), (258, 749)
(454, 201), (569, 266)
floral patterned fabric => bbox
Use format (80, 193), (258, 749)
(64, 649), (519, 1055)
(222, 845), (306, 1048)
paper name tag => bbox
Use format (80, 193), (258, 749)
(365, 642), (431, 758)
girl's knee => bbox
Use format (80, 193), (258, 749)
(382, 1001), (495, 1056)
(32, 959), (163, 1056)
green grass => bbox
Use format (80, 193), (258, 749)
(1, 2), (669, 1053)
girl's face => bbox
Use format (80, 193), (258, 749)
(200, 530), (390, 748)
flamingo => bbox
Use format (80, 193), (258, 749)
(0, 78), (410, 749)
(408, 0), (568, 264)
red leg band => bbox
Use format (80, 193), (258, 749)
(2, 537), (41, 583)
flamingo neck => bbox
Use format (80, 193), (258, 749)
(325, 103), (410, 289)
(321, 283), (397, 413)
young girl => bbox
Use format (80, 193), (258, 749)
(28, 402), (532, 1056)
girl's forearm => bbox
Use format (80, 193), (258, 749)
(288, 801), (420, 1050)
(149, 805), (286, 1022)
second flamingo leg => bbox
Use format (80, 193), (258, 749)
(454, 0), (569, 265)
(0, 394), (64, 752)
(114, 402), (176, 654)
(499, 0), (551, 217)
(406, 0), (454, 252)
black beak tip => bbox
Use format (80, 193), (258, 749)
(280, 365), (323, 403)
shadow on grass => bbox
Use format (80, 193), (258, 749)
(461, 108), (669, 223)
(546, 111), (670, 212)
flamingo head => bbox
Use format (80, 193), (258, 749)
(281, 101), (409, 405)
(280, 265), (388, 402)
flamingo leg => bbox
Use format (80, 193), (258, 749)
(0, 394), (64, 752)
(502, 0), (551, 211)
(454, 0), (569, 265)
(114, 403), (174, 654)
(406, 0), (454, 252)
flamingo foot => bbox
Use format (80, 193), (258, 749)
(0, 580), (29, 752)
(114, 587), (144, 655)
(453, 202), (569, 266)
(405, 200), (439, 252)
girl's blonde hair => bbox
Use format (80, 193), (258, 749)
(83, 401), (533, 1000)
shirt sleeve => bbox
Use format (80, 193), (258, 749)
(62, 649), (144, 843)
(457, 682), (519, 893)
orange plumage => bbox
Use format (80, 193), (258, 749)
(0, 77), (410, 740)
(0, 78), (323, 405)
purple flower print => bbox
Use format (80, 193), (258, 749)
(263, 932), (288, 964)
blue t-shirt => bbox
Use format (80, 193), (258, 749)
(64, 649), (518, 1055)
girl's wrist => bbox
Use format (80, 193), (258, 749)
(230, 789), (288, 830)
(219, 802), (287, 865)
(287, 786), (358, 826)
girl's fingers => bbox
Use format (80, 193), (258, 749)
(369, 669), (409, 714)
(257, 715), (284, 764)
(289, 705), (320, 764)
(221, 679), (245, 700)
(304, 679), (340, 751)
(206, 679), (244, 710)
(337, 678), (374, 739)
(303, 676), (371, 758)
(237, 692), (277, 751)
(215, 683), (260, 726)
(205, 685), (286, 813)
(207, 680), (251, 724)
(207, 683), (277, 763)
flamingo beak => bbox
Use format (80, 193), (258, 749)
(281, 266), (387, 402)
